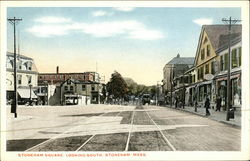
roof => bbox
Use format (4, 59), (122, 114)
(194, 24), (241, 66)
(167, 57), (195, 65)
(7, 52), (33, 60)
(203, 24), (242, 51)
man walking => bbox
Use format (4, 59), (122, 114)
(216, 96), (222, 111)
(205, 98), (211, 116)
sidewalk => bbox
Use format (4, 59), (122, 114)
(165, 105), (241, 127)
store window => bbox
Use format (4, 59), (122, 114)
(199, 86), (204, 102)
(232, 78), (241, 106)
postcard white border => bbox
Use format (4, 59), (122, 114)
(1, 1), (249, 161)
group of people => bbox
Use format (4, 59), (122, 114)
(173, 95), (223, 116)
(204, 96), (222, 116)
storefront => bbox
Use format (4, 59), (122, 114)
(215, 73), (241, 109)
(197, 80), (212, 104)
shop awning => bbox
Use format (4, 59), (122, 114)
(17, 88), (37, 99)
(198, 80), (213, 86)
(216, 74), (240, 81)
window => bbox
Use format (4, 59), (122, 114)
(27, 75), (32, 84)
(91, 85), (95, 91)
(82, 85), (86, 91)
(211, 61), (215, 74)
(201, 49), (205, 60)
(205, 64), (209, 74)
(231, 48), (237, 68)
(220, 56), (224, 71)
(198, 68), (200, 80)
(64, 86), (68, 91)
(224, 53), (228, 70)
(17, 75), (22, 85)
(239, 47), (241, 67)
(201, 66), (204, 79)
(207, 45), (211, 57)
(70, 86), (73, 91)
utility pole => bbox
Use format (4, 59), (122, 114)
(222, 17), (241, 121)
(8, 17), (22, 118)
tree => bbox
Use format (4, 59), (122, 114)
(106, 71), (128, 99)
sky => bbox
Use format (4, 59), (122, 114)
(7, 7), (241, 85)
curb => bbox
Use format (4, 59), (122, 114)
(164, 106), (241, 128)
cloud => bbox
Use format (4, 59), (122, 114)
(27, 17), (164, 40)
(113, 7), (134, 12)
(27, 24), (71, 37)
(193, 18), (213, 26)
(92, 10), (110, 17)
(34, 16), (71, 23)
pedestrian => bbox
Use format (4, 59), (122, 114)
(205, 98), (210, 116)
(175, 96), (178, 108)
(216, 96), (222, 111)
(194, 101), (198, 112)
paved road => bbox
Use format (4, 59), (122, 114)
(6, 104), (240, 151)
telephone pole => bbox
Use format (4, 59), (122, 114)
(222, 17), (241, 121)
(8, 17), (22, 118)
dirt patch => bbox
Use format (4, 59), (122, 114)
(30, 135), (91, 151)
(119, 111), (133, 124)
(103, 112), (120, 116)
(133, 111), (154, 125)
(128, 131), (172, 151)
(7, 139), (48, 151)
(60, 113), (103, 117)
(79, 133), (128, 151)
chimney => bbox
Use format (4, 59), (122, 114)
(56, 66), (59, 74)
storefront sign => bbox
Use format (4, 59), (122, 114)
(204, 74), (214, 81)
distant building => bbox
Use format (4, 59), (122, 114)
(38, 67), (100, 85)
(6, 52), (38, 104)
(60, 78), (102, 105)
(162, 54), (194, 104)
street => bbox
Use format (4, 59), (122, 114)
(6, 104), (240, 151)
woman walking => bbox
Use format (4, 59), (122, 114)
(205, 98), (211, 116)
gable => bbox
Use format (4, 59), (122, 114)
(194, 28), (216, 67)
